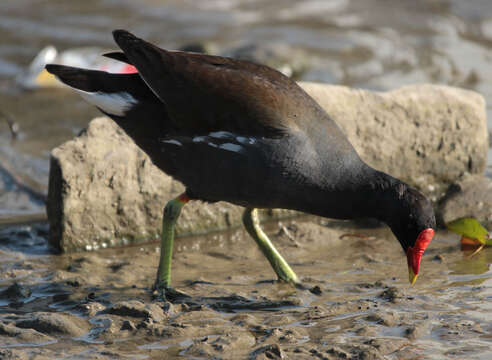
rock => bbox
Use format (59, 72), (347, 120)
(378, 287), (401, 303)
(354, 325), (378, 337)
(48, 84), (488, 251)
(0, 322), (53, 346)
(364, 339), (409, 357)
(47, 117), (295, 252)
(250, 344), (284, 359)
(75, 301), (106, 317)
(404, 321), (430, 340)
(302, 83), (488, 202)
(352, 346), (384, 360)
(0, 349), (26, 360)
(437, 174), (492, 228)
(120, 320), (136, 331)
(104, 300), (166, 322)
(326, 347), (351, 359)
(0, 283), (31, 301)
(365, 311), (398, 327)
(46, 118), (231, 251)
(15, 312), (89, 337)
(207, 332), (256, 353)
(230, 313), (259, 327)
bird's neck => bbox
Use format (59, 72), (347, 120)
(351, 168), (410, 226)
(307, 165), (411, 227)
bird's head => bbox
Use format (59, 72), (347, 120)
(387, 186), (436, 285)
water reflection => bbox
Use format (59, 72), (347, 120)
(449, 246), (492, 286)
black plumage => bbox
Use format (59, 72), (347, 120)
(46, 30), (436, 282)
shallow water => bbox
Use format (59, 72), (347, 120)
(1, 1), (492, 358)
(1, 218), (492, 358)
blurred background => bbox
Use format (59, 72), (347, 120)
(1, 0), (492, 223)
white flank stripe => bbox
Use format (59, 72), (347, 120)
(192, 136), (207, 143)
(209, 131), (233, 139)
(75, 89), (137, 116)
(162, 139), (182, 146)
(236, 136), (256, 144)
(207, 142), (218, 148)
(219, 143), (243, 153)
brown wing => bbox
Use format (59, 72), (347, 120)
(112, 30), (322, 137)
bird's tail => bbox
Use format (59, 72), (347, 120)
(45, 64), (169, 146)
(46, 64), (158, 117)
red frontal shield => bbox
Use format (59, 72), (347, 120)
(406, 228), (434, 276)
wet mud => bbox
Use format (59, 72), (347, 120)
(1, 217), (492, 359)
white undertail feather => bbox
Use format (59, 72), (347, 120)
(74, 89), (138, 116)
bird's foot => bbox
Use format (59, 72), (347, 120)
(276, 277), (322, 296)
(276, 270), (301, 287)
(152, 282), (190, 302)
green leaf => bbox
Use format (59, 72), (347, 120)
(446, 217), (490, 245)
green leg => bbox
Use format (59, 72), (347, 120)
(154, 193), (189, 297)
(242, 208), (300, 285)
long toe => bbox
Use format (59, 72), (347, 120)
(152, 283), (191, 302)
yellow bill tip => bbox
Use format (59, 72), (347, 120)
(35, 68), (59, 86)
(408, 267), (418, 286)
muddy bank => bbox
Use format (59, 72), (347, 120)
(1, 217), (492, 359)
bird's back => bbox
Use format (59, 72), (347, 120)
(46, 30), (366, 209)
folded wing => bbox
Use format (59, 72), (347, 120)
(111, 29), (323, 138)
